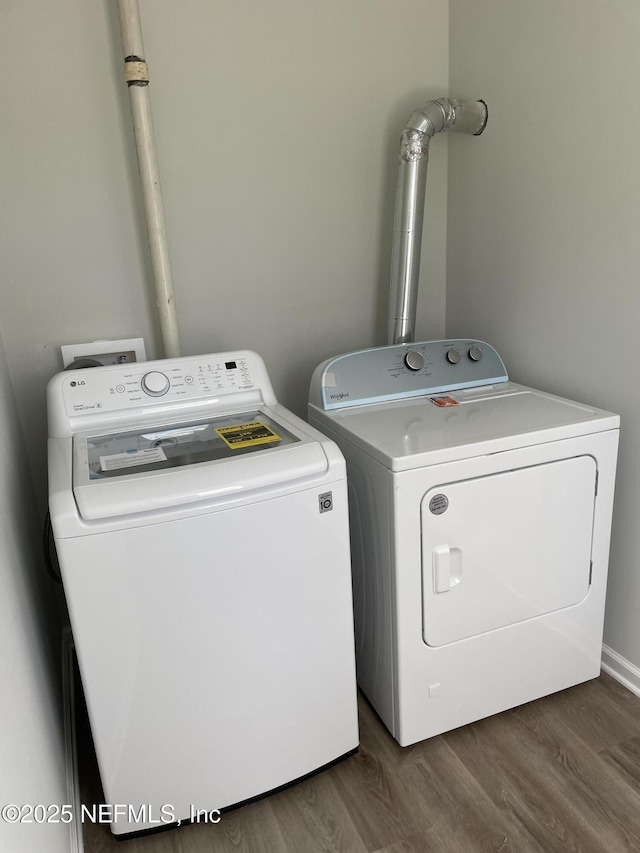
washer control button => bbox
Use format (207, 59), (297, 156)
(446, 349), (461, 365)
(468, 345), (483, 362)
(404, 350), (425, 372)
(141, 371), (170, 397)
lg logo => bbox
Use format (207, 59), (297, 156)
(69, 380), (86, 387)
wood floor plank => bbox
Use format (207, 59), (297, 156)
(329, 729), (424, 850)
(600, 735), (640, 792)
(172, 798), (291, 853)
(397, 732), (540, 853)
(510, 693), (640, 847)
(82, 824), (184, 853)
(467, 701), (640, 851)
(518, 674), (640, 753)
(599, 670), (640, 711)
(269, 766), (368, 853)
(357, 695), (543, 851)
(446, 713), (603, 852)
(370, 834), (451, 853)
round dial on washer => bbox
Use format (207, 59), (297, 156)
(141, 371), (170, 397)
(446, 349), (461, 364)
(404, 350), (425, 372)
(468, 345), (483, 362)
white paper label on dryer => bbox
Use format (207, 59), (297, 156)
(99, 447), (167, 472)
(429, 395), (459, 407)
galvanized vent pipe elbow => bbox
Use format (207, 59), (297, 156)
(387, 98), (488, 345)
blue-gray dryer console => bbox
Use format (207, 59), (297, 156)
(309, 339), (508, 411)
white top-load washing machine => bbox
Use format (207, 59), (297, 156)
(48, 350), (358, 836)
(309, 339), (619, 747)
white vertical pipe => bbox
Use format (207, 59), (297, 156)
(116, 0), (181, 358)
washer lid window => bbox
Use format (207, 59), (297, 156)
(85, 411), (298, 480)
(72, 410), (327, 520)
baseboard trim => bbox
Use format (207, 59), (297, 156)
(602, 643), (640, 699)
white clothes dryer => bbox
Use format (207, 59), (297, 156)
(309, 339), (619, 747)
(48, 350), (358, 836)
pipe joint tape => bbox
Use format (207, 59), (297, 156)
(124, 56), (149, 86)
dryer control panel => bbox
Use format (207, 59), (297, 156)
(310, 339), (508, 411)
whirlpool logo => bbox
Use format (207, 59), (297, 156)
(330, 392), (350, 401)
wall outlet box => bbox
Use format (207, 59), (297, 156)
(61, 338), (147, 368)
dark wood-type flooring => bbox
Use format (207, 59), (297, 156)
(79, 673), (640, 852)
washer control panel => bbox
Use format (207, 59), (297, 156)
(314, 339), (508, 410)
(140, 371), (171, 397)
(55, 351), (270, 421)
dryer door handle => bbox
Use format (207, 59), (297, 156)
(432, 545), (463, 594)
(433, 545), (451, 593)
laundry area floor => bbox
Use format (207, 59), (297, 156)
(77, 673), (640, 852)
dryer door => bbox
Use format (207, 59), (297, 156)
(421, 455), (597, 647)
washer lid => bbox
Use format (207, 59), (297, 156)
(320, 383), (619, 471)
(72, 409), (327, 519)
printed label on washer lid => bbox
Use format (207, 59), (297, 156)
(99, 447), (167, 472)
(215, 421), (281, 449)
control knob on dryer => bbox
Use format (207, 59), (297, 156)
(468, 345), (483, 362)
(446, 349), (461, 364)
(141, 371), (170, 397)
(404, 350), (425, 372)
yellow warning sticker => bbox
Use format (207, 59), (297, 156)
(215, 421), (282, 449)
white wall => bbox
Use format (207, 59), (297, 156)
(0, 331), (70, 853)
(0, 0), (450, 505)
(448, 0), (640, 669)
(134, 0), (450, 400)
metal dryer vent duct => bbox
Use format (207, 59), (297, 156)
(387, 98), (488, 345)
